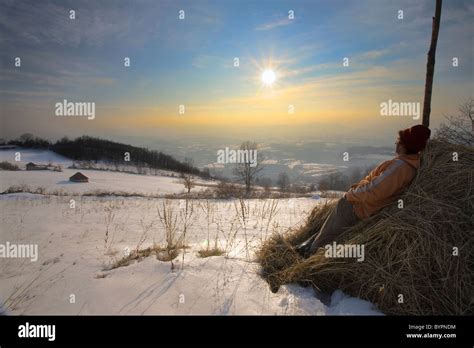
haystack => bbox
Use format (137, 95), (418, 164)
(257, 140), (473, 315)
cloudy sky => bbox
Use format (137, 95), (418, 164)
(1, 0), (472, 146)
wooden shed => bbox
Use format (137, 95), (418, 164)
(69, 172), (89, 183)
(26, 162), (48, 170)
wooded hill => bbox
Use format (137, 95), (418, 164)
(6, 134), (204, 177)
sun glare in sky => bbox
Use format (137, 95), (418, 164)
(261, 69), (276, 86)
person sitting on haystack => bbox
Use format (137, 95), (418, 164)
(296, 124), (431, 258)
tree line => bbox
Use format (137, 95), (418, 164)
(4, 134), (207, 177)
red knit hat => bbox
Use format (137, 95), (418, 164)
(398, 125), (431, 153)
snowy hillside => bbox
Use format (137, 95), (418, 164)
(0, 150), (382, 315)
(0, 148), (73, 167)
(0, 149), (211, 195)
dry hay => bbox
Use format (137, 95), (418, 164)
(257, 140), (474, 315)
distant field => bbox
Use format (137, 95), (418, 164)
(0, 149), (212, 196)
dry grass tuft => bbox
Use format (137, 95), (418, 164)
(105, 244), (185, 270)
(197, 247), (225, 258)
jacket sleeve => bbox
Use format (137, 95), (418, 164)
(350, 162), (384, 189)
(345, 159), (410, 204)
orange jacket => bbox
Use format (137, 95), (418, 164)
(344, 154), (419, 219)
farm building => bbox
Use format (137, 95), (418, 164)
(26, 162), (48, 170)
(69, 172), (89, 183)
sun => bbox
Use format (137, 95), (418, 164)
(251, 57), (282, 90)
(261, 69), (276, 86)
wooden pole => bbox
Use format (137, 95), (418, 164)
(422, 0), (442, 128)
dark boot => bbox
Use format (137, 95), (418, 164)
(294, 234), (317, 257)
(312, 285), (332, 306)
(269, 279), (280, 293)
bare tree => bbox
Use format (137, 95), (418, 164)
(422, 0), (442, 128)
(233, 141), (264, 195)
(277, 172), (290, 192)
(435, 98), (474, 146)
(181, 174), (195, 193)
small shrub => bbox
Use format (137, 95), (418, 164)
(197, 247), (225, 258)
(156, 248), (180, 261)
(2, 184), (29, 194)
(0, 161), (20, 171)
(215, 182), (242, 198)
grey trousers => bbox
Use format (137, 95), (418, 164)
(307, 197), (359, 254)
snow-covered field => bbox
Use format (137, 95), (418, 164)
(0, 168), (204, 196)
(0, 149), (381, 315)
(0, 149), (211, 196)
(0, 195), (381, 315)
